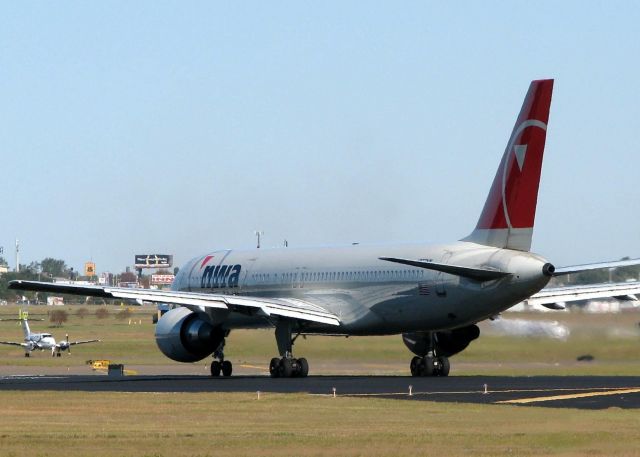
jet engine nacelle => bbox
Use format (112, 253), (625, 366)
(402, 324), (480, 358)
(155, 307), (225, 363)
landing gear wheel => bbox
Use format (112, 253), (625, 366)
(56, 352), (62, 358)
(436, 356), (450, 377)
(297, 358), (309, 378)
(419, 356), (435, 377)
(221, 360), (233, 377)
(269, 358), (281, 378)
(210, 361), (221, 377)
(410, 356), (420, 376)
(269, 357), (309, 378)
(280, 358), (293, 378)
(24, 353), (30, 358)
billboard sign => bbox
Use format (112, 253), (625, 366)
(151, 274), (175, 285)
(84, 262), (96, 277)
(134, 254), (173, 268)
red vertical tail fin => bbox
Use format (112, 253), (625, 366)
(464, 79), (554, 251)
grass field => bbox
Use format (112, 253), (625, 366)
(1, 304), (639, 376)
(1, 304), (640, 456)
(1, 391), (640, 457)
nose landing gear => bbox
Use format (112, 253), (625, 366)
(210, 335), (233, 377)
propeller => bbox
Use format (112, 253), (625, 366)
(66, 334), (71, 355)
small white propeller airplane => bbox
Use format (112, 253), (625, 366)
(0, 310), (99, 357)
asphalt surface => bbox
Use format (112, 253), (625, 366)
(1, 374), (639, 409)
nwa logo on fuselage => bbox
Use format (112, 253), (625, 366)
(199, 255), (242, 289)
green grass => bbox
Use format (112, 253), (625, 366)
(1, 305), (639, 375)
(0, 391), (639, 457)
(1, 305), (640, 456)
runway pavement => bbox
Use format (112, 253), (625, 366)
(1, 374), (639, 409)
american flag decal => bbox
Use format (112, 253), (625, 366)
(418, 283), (431, 296)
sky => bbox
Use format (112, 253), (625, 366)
(1, 2), (639, 273)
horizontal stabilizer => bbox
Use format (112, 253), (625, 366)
(379, 257), (511, 281)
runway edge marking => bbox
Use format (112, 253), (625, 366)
(496, 387), (640, 405)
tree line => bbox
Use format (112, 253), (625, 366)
(1, 255), (639, 301)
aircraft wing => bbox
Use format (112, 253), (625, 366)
(552, 257), (640, 276)
(524, 281), (640, 310)
(68, 339), (100, 346)
(8, 280), (341, 327)
(58, 339), (100, 350)
(0, 341), (28, 347)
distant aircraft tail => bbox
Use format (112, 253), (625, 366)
(19, 310), (31, 339)
(463, 79), (554, 251)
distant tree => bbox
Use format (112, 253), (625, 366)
(95, 308), (110, 320)
(75, 307), (89, 319)
(41, 258), (71, 278)
(0, 270), (41, 300)
(569, 269), (609, 285)
(612, 257), (640, 282)
(0, 256), (8, 266)
(119, 272), (138, 284)
(139, 276), (150, 289)
(115, 308), (133, 320)
(49, 309), (68, 327)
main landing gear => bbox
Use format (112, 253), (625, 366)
(210, 334), (233, 377)
(410, 355), (450, 377)
(269, 321), (309, 378)
(269, 356), (308, 378)
(408, 331), (450, 377)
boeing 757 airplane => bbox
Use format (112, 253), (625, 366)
(0, 310), (99, 357)
(10, 79), (640, 377)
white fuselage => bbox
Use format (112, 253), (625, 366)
(172, 240), (551, 335)
(26, 333), (57, 352)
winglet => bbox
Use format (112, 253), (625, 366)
(464, 79), (554, 251)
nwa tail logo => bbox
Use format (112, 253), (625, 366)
(200, 256), (241, 289)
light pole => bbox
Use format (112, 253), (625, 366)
(255, 231), (264, 249)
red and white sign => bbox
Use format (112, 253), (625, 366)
(151, 274), (175, 285)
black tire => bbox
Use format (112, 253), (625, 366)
(24, 353), (29, 358)
(210, 361), (221, 377)
(410, 356), (420, 376)
(437, 356), (450, 377)
(280, 358), (293, 378)
(269, 358), (281, 378)
(221, 360), (233, 377)
(420, 356), (435, 377)
(152, 314), (158, 324)
(297, 358), (309, 377)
